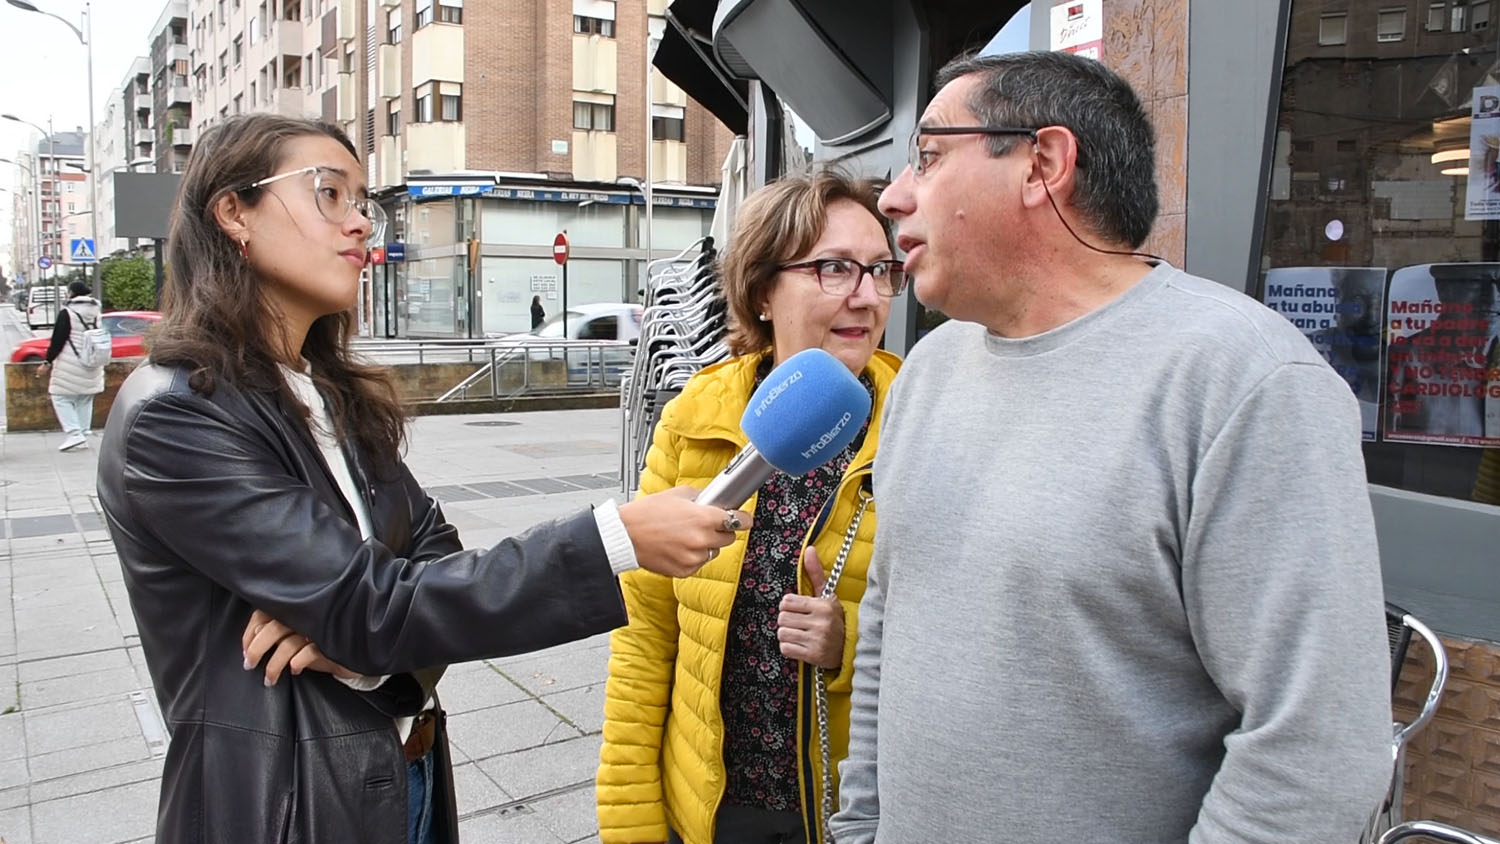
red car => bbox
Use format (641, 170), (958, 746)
(9, 310), (162, 363)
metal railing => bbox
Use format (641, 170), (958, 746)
(350, 337), (633, 402)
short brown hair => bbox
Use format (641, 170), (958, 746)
(720, 168), (889, 356)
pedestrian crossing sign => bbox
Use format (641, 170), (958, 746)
(69, 238), (97, 264)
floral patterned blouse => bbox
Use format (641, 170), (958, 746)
(719, 360), (872, 813)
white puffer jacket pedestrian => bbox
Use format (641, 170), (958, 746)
(49, 296), (106, 397)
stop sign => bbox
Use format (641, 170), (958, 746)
(553, 232), (570, 265)
(369, 247), (386, 265)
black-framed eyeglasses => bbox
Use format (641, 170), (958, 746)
(778, 258), (908, 297)
(908, 126), (1037, 177)
(240, 165), (388, 247)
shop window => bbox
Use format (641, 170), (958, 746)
(1377, 8), (1407, 41)
(1319, 13), (1348, 45)
(1259, 0), (1500, 505)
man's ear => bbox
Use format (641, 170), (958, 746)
(1024, 125), (1081, 210)
(212, 191), (249, 242)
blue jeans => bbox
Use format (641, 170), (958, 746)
(407, 749), (435, 844)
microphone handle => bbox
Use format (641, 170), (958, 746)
(695, 446), (775, 509)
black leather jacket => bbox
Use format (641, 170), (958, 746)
(97, 364), (629, 844)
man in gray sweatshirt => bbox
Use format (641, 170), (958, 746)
(829, 51), (1394, 843)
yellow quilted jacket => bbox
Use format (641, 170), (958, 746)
(596, 349), (900, 844)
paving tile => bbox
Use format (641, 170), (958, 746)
(533, 787), (601, 843)
(0, 784), (29, 811)
(496, 647), (612, 697)
(475, 734), (602, 801)
(30, 778), (157, 844)
(6, 517), (75, 540)
(26, 736), (151, 783)
(0, 716), (25, 763)
(26, 758), (163, 805)
(20, 667), (143, 714)
(437, 664), (531, 715)
(0, 758), (28, 792)
(445, 699), (582, 761)
(15, 652), (130, 686)
(452, 761), (511, 818)
(429, 484), (487, 503)
(458, 807), (568, 844)
(542, 684), (606, 735)
(0, 805), (32, 844)
(23, 699), (140, 757)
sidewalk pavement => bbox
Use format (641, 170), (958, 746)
(0, 407), (634, 844)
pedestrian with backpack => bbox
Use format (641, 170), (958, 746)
(37, 280), (108, 452)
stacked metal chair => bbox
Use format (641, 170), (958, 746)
(619, 236), (731, 496)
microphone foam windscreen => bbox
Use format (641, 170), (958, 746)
(740, 348), (873, 476)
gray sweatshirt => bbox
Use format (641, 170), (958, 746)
(831, 264), (1393, 844)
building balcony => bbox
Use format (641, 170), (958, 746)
(336, 71), (356, 122)
(170, 84), (192, 105)
(337, 0), (356, 40)
(172, 127), (194, 147)
(572, 34), (618, 94)
(170, 43), (191, 66)
(135, 127), (153, 146)
(572, 130), (618, 182)
(406, 122), (465, 173)
(274, 18), (304, 54)
(412, 22), (464, 84)
(377, 43), (400, 99)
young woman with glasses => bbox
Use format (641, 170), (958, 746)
(597, 169), (904, 844)
(96, 114), (746, 844)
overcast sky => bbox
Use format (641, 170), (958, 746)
(1, 0), (163, 268)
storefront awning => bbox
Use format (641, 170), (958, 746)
(655, 0), (749, 135)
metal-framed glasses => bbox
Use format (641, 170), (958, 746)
(778, 258), (908, 297)
(908, 126), (1038, 178)
(242, 165), (388, 247)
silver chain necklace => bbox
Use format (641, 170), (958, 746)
(813, 485), (871, 844)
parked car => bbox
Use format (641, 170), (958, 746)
(9, 310), (162, 363)
(497, 302), (643, 384)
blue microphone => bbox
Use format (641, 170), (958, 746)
(696, 348), (873, 509)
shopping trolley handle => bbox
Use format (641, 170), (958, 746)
(1379, 820), (1500, 844)
(1393, 612), (1449, 749)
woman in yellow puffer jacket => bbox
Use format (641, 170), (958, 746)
(597, 169), (904, 844)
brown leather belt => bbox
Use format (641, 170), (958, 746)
(403, 710), (437, 763)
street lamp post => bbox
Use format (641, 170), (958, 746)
(8, 0), (97, 283)
(3, 114), (54, 267)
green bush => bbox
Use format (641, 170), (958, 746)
(101, 256), (157, 311)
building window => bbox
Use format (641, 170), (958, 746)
(388, 104), (401, 135)
(233, 35), (243, 66)
(415, 0), (432, 28)
(1319, 12), (1347, 45)
(652, 115), (685, 141)
(1377, 7), (1407, 41)
(249, 15), (258, 45)
(1475, 0), (1490, 29)
(1428, 1), (1446, 30)
(438, 2), (462, 24)
(413, 82), (462, 122)
(574, 15), (615, 36)
(233, 94), (243, 114)
(1453, 0), (1468, 31)
(219, 51), (228, 80)
(573, 97), (616, 131)
(341, 44), (355, 73)
(388, 8), (402, 43)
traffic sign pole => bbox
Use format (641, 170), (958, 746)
(553, 232), (570, 339)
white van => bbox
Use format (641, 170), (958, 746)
(25, 285), (68, 330)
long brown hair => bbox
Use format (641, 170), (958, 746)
(151, 114), (406, 466)
(719, 168), (889, 356)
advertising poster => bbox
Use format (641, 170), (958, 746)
(1264, 267), (1387, 440)
(1466, 85), (1500, 220)
(1050, 0), (1102, 61)
(1384, 264), (1500, 446)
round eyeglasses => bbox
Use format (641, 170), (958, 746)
(241, 165), (388, 248)
(777, 258), (908, 297)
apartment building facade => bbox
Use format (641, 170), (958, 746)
(32, 132), (90, 268)
(93, 57), (156, 256)
(152, 1), (193, 173)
